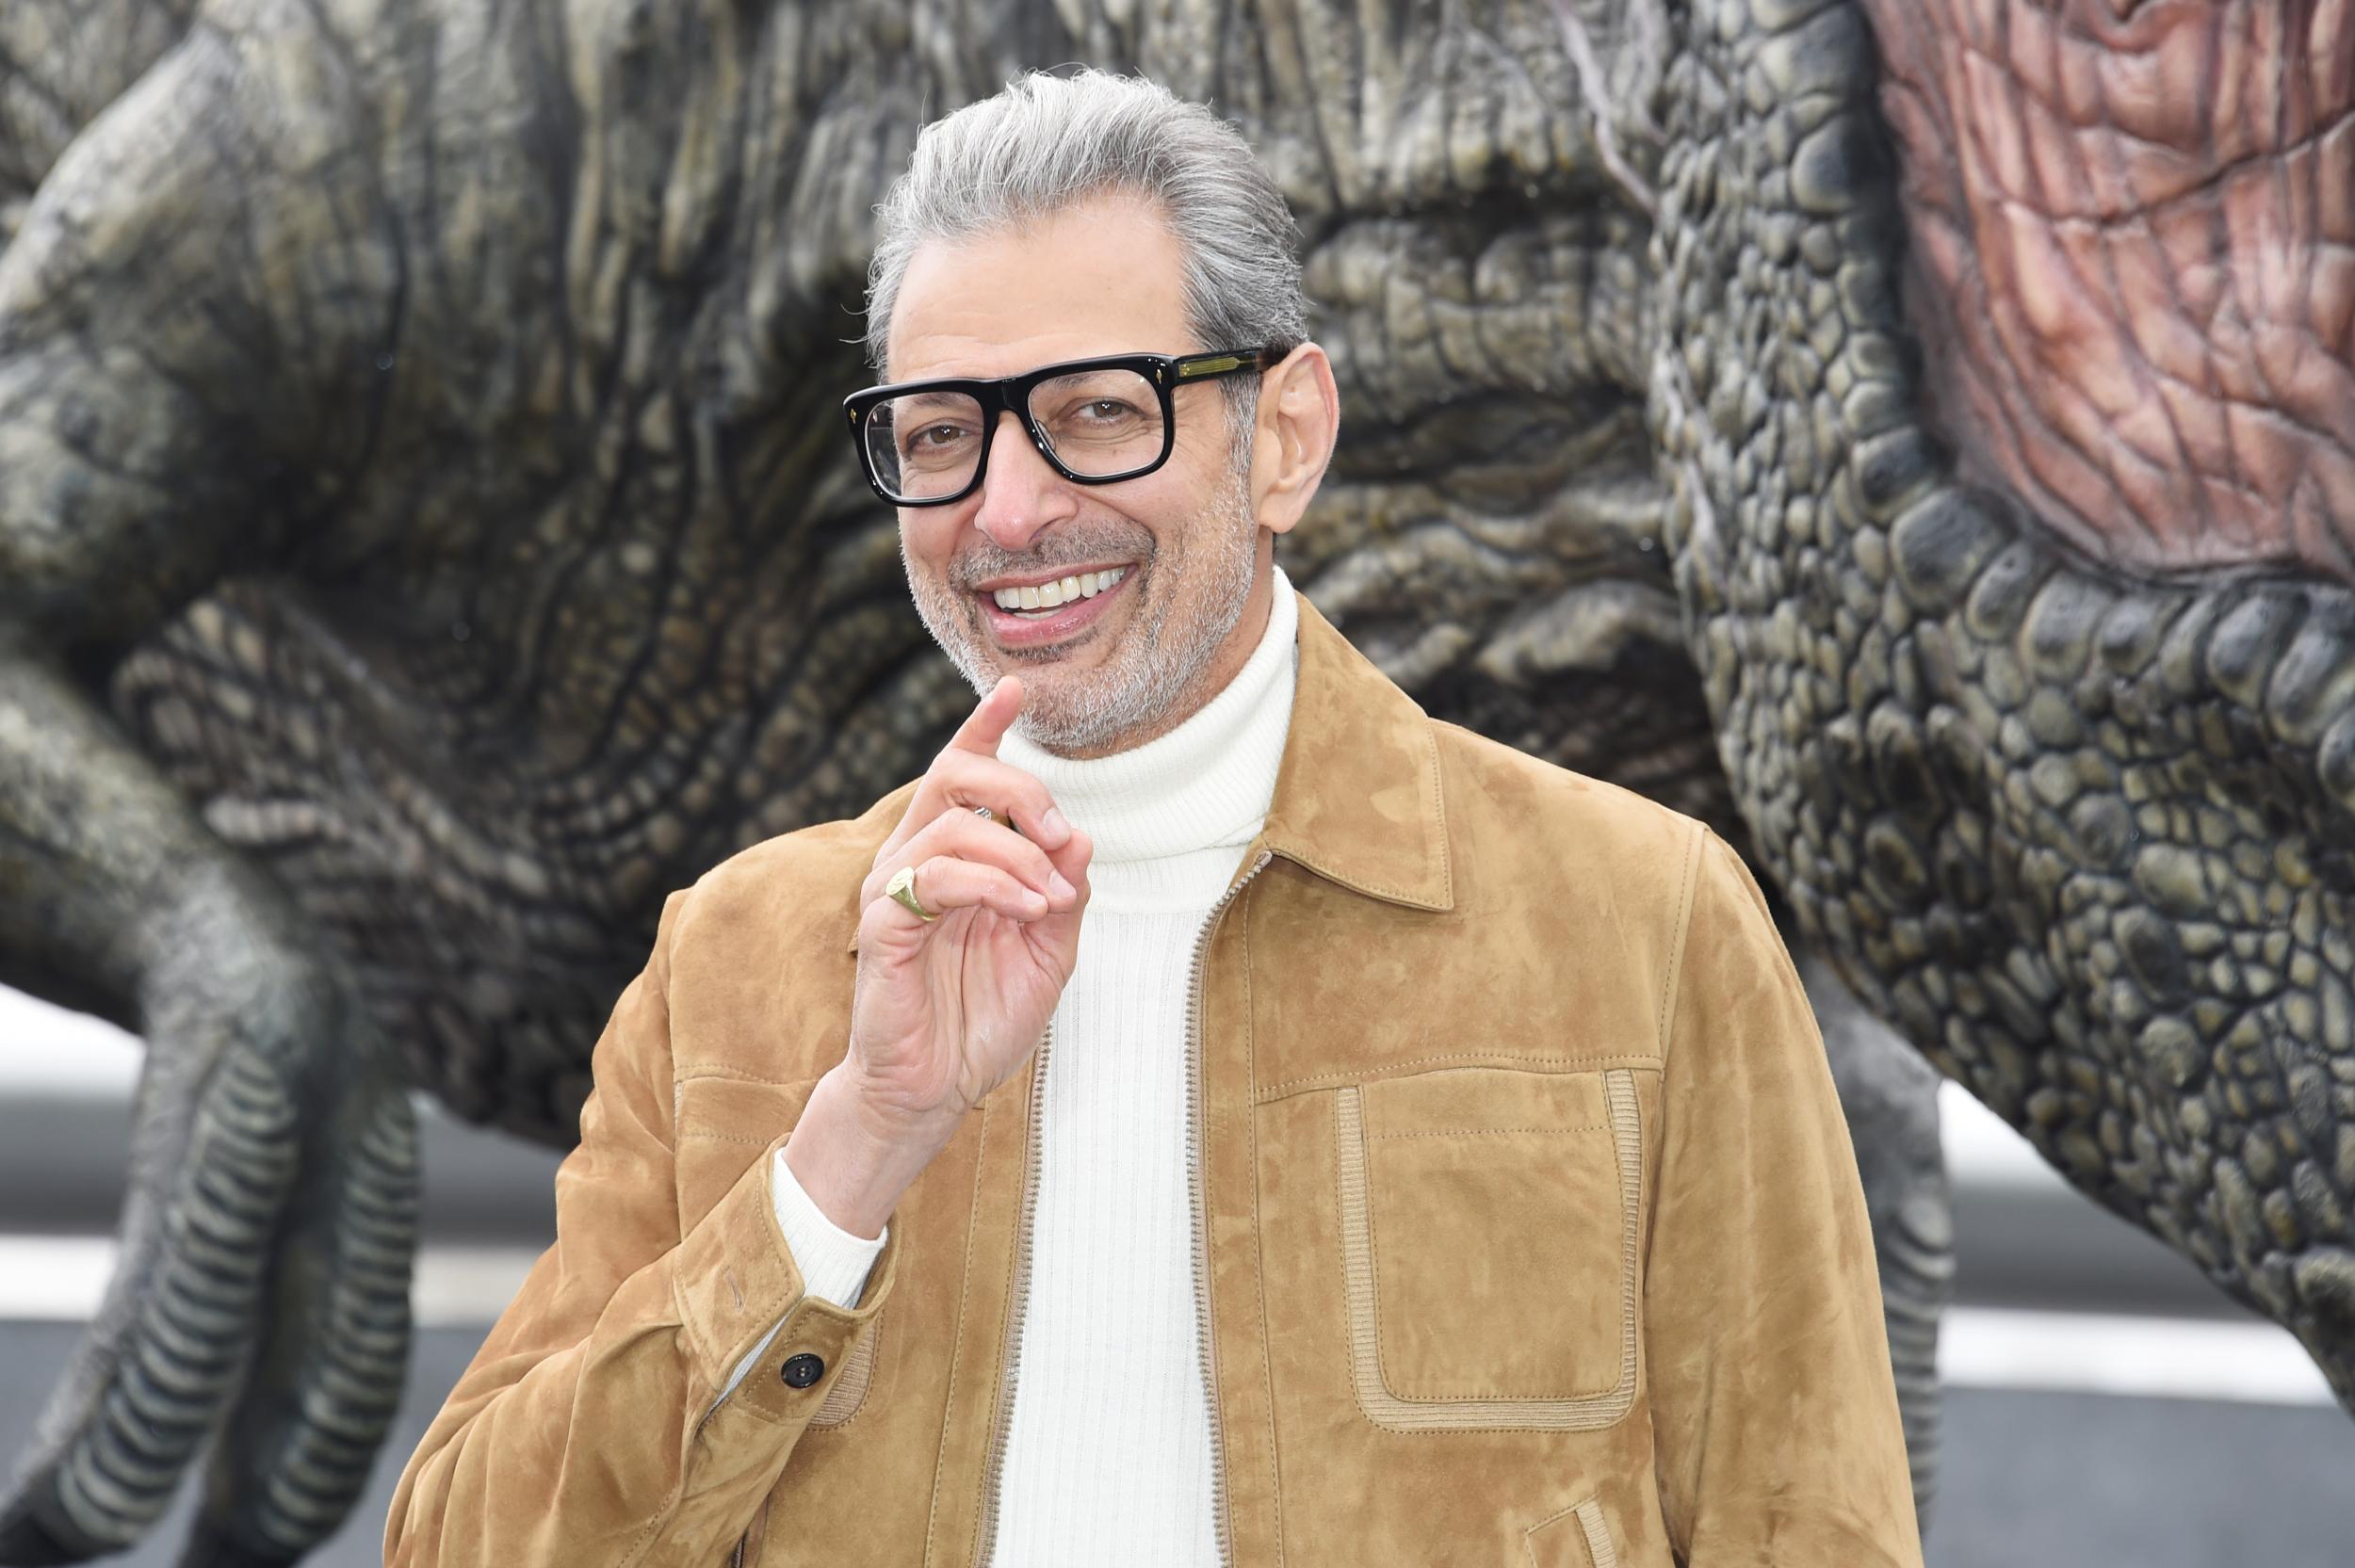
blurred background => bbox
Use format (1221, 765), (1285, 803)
(5, 982), (2350, 1567)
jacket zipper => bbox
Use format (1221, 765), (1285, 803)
(969, 1014), (1054, 1567)
(969, 846), (1274, 1568)
(1182, 847), (1273, 1568)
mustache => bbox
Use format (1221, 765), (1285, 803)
(950, 529), (1155, 593)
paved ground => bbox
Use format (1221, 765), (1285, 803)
(1932, 1388), (2355, 1567)
(0, 1317), (2347, 1566)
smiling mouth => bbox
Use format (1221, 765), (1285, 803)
(972, 562), (1134, 649)
(976, 564), (1131, 617)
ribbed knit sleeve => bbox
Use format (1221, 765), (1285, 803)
(767, 1152), (889, 1305)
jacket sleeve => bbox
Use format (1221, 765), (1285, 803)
(1642, 829), (1924, 1567)
(384, 886), (903, 1568)
(712, 1156), (890, 1407)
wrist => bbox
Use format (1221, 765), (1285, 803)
(781, 1065), (949, 1239)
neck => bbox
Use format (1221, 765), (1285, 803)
(999, 562), (1299, 877)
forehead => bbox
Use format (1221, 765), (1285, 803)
(885, 191), (1192, 382)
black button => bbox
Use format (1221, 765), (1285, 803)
(779, 1352), (826, 1388)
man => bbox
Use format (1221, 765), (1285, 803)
(386, 68), (1923, 1568)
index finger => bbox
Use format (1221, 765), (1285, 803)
(946, 674), (1024, 759)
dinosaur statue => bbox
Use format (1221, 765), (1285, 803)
(1655, 0), (2355, 1387)
(0, 0), (2322, 1561)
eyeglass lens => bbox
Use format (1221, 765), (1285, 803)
(863, 366), (1167, 500)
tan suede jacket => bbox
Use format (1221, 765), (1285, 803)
(385, 589), (1924, 1568)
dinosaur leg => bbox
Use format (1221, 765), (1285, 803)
(0, 639), (419, 1568)
(184, 1040), (418, 1568)
(1804, 952), (1954, 1528)
(0, 22), (411, 1562)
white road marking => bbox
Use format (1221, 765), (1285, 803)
(0, 989), (140, 1093)
(1938, 1305), (2336, 1407)
(0, 1236), (544, 1328)
(1939, 1079), (2076, 1191)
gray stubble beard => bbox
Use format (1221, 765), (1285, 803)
(902, 458), (1261, 758)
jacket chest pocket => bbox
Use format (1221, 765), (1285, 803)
(1334, 1065), (1641, 1431)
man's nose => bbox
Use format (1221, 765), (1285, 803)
(970, 408), (1077, 553)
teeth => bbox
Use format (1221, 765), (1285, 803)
(992, 566), (1127, 612)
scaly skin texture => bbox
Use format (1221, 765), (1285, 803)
(1653, 0), (2355, 1413)
(0, 1), (1940, 1560)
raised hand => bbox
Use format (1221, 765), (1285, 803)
(783, 675), (1092, 1237)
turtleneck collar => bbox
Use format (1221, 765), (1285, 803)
(999, 564), (1299, 891)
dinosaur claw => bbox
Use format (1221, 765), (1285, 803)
(0, 1475), (103, 1567)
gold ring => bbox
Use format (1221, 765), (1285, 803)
(885, 864), (936, 922)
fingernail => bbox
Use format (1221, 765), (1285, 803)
(1048, 872), (1076, 900)
(1042, 807), (1071, 844)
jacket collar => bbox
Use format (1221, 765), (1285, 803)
(847, 585), (1452, 951)
(1255, 588), (1452, 911)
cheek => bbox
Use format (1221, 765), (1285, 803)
(1164, 425), (1235, 489)
(900, 517), (968, 582)
(1121, 472), (1210, 546)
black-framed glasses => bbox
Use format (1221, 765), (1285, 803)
(841, 346), (1283, 507)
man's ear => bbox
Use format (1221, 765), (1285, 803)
(1247, 343), (1340, 537)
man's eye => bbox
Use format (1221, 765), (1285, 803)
(1075, 398), (1142, 424)
(907, 424), (974, 451)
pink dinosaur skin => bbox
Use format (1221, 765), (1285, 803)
(1870, 0), (2355, 582)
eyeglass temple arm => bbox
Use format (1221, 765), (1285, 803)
(1170, 345), (1289, 381)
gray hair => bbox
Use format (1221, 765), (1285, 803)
(863, 69), (1308, 447)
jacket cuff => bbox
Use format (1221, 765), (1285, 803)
(767, 1147), (888, 1306)
(672, 1130), (901, 1427)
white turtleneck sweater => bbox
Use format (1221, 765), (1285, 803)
(734, 566), (1300, 1563)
